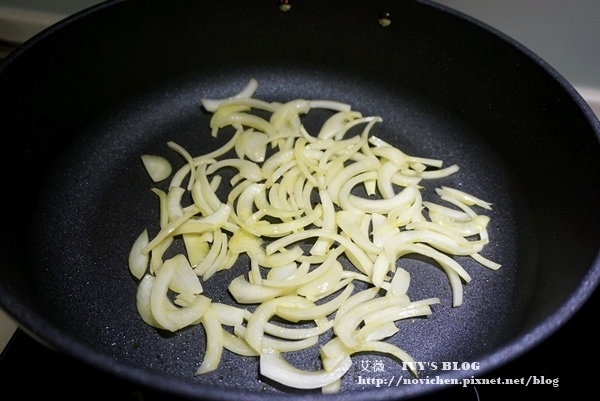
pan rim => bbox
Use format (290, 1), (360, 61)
(0, 0), (599, 399)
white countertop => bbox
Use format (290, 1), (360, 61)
(0, 308), (18, 353)
(0, 0), (102, 44)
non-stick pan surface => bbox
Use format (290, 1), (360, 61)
(0, 1), (599, 400)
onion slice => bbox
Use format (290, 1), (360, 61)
(141, 154), (172, 182)
(260, 351), (352, 390)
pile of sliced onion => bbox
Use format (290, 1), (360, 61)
(129, 79), (499, 392)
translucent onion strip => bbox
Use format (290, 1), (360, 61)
(260, 351), (353, 390)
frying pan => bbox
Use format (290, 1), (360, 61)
(0, 0), (599, 399)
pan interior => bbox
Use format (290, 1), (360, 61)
(26, 67), (532, 395)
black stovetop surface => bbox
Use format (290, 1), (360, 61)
(1, 286), (597, 400)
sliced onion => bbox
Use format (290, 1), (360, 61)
(150, 258), (211, 332)
(235, 325), (318, 353)
(437, 186), (493, 210)
(260, 351), (352, 390)
(222, 330), (259, 357)
(168, 254), (203, 295)
(228, 275), (292, 304)
(129, 229), (149, 279)
(135, 274), (163, 329)
(195, 306), (223, 374)
(201, 78), (259, 112)
(141, 154), (172, 182)
(276, 283), (354, 323)
(244, 295), (311, 353)
(129, 79), (500, 392)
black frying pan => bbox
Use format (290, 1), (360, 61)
(0, 1), (599, 400)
